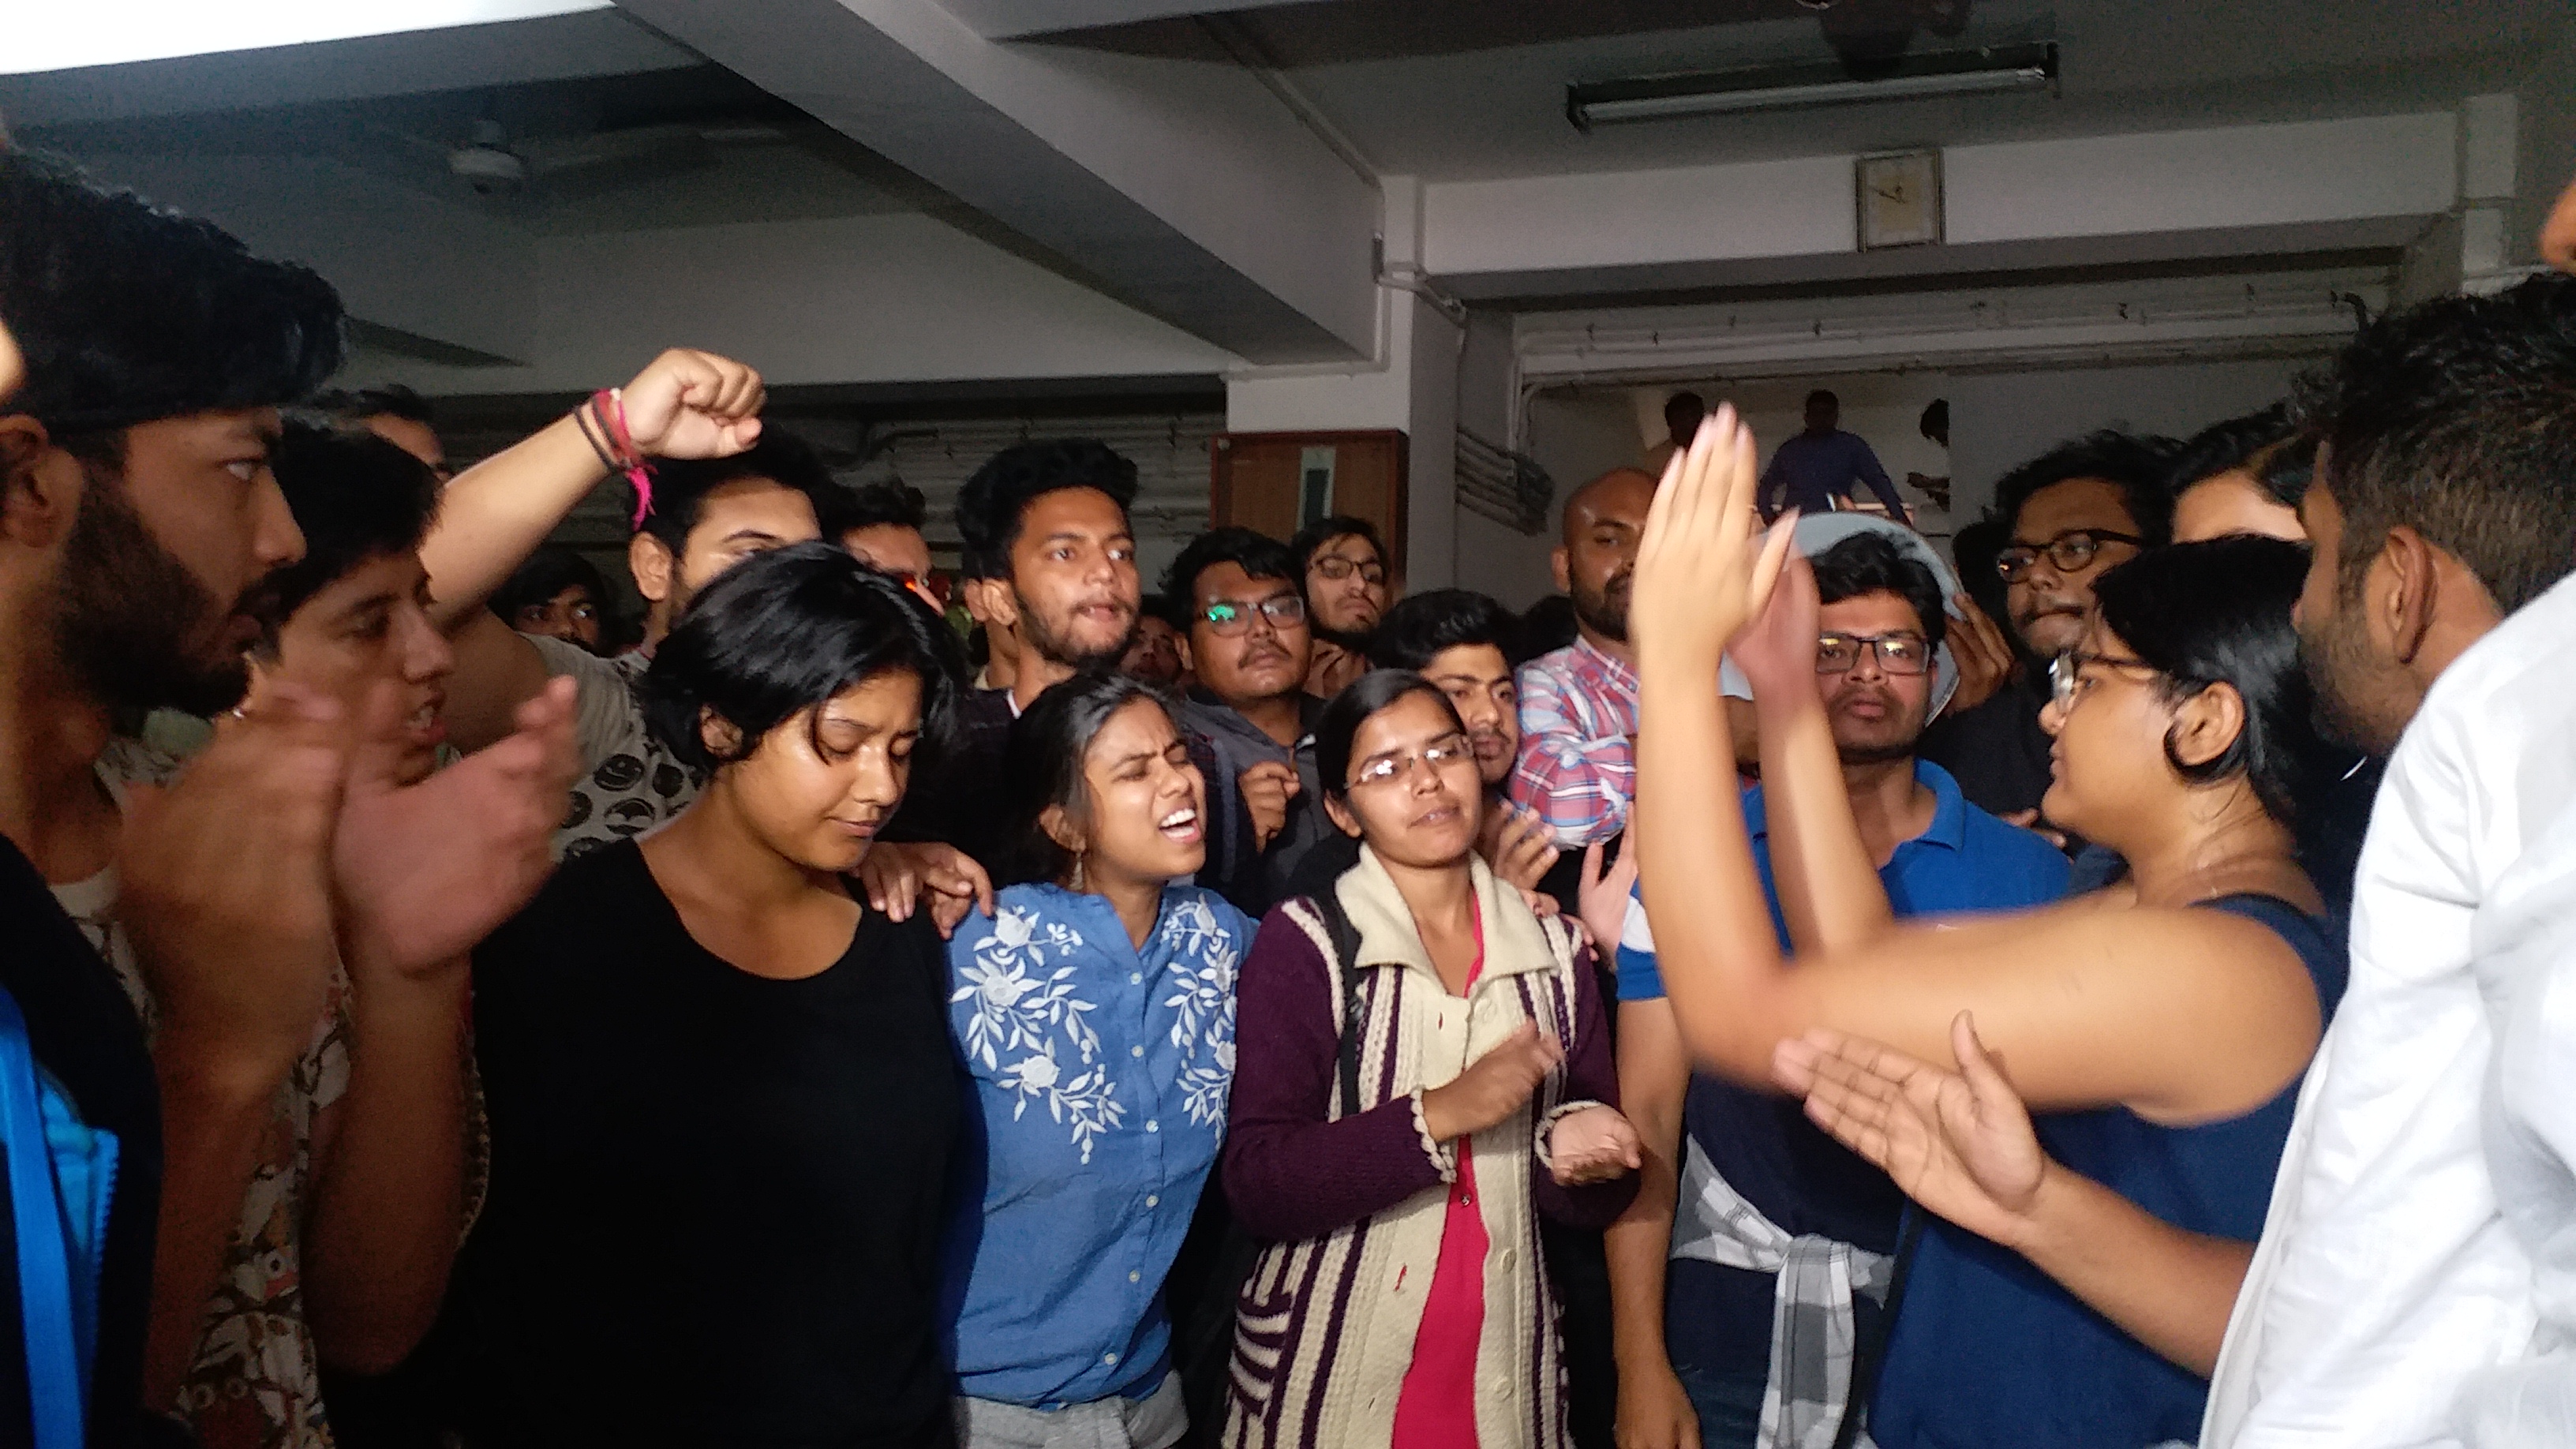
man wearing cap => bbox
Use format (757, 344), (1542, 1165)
(1606, 517), (2069, 1449)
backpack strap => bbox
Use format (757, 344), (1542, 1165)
(0, 986), (85, 1449)
(1304, 889), (1372, 1118)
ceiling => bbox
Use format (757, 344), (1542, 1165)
(5, 0), (2544, 234)
(1036, 0), (2549, 181)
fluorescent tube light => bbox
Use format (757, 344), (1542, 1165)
(1568, 43), (2057, 131)
(4, 0), (612, 77)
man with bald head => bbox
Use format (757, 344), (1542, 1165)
(1514, 466), (1661, 847)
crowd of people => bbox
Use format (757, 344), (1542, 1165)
(5, 140), (2576, 1449)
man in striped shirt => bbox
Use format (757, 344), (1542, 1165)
(1514, 466), (1657, 848)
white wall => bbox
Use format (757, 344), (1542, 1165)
(1945, 355), (2317, 522)
(1626, 373), (1957, 541)
(1425, 112), (2458, 284)
(1486, 390), (1646, 610)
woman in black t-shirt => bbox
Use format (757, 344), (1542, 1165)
(454, 544), (967, 1447)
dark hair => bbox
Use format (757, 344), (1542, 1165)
(2297, 272), (2576, 615)
(1001, 667), (1178, 886)
(2090, 537), (2320, 823)
(310, 384), (435, 429)
(954, 439), (1138, 580)
(1806, 388), (1839, 411)
(491, 544), (610, 622)
(2166, 403), (2297, 495)
(0, 150), (344, 439)
(1949, 516), (2016, 653)
(1810, 532), (1947, 652)
(2256, 432), (2317, 508)
(1515, 594), (1580, 664)
(1919, 399), (1949, 441)
(1163, 526), (1295, 612)
(642, 541), (963, 772)
(635, 428), (844, 555)
(245, 419), (441, 645)
(843, 480), (927, 534)
(1139, 592), (1187, 631)
(1287, 515), (1388, 587)
(1991, 429), (2182, 548)
(1368, 589), (1514, 672)
(1315, 668), (1467, 803)
(1664, 391), (1705, 427)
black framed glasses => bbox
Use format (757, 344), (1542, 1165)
(2048, 650), (2157, 712)
(1816, 631), (1931, 676)
(1996, 530), (2146, 583)
(1310, 555), (1387, 586)
(1198, 594), (1306, 636)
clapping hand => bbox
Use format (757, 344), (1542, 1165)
(120, 686), (348, 1077)
(1942, 593), (2018, 718)
(1480, 803), (1561, 893)
(1420, 1023), (1562, 1144)
(1547, 1104), (1642, 1185)
(333, 677), (580, 980)
(1773, 1012), (2050, 1251)
(1629, 405), (1802, 673)
(1728, 547), (1822, 704)
(1574, 838), (1638, 959)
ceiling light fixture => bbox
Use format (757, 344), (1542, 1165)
(1567, 42), (2056, 131)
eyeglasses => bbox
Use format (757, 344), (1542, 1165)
(1311, 555), (1387, 586)
(1816, 631), (1931, 676)
(2048, 650), (2157, 712)
(1995, 530), (2145, 583)
(1198, 594), (1306, 636)
(1351, 732), (1474, 789)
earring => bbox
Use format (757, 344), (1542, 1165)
(1071, 851), (1088, 893)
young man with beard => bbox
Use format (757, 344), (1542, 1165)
(1608, 524), (2066, 1449)
(1164, 527), (1326, 915)
(1515, 466), (1658, 850)
(1917, 431), (2179, 819)
(0, 152), (576, 1448)
(2205, 271), (2576, 1449)
(1289, 514), (1391, 698)
(878, 439), (1144, 874)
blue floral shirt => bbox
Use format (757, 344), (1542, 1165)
(940, 883), (1251, 1406)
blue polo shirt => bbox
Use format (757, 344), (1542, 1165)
(1616, 760), (2067, 1391)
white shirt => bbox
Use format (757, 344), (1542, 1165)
(2453, 788), (2576, 1445)
(2205, 573), (2576, 1447)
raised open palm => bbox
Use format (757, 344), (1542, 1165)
(1774, 1013), (2051, 1251)
(1628, 404), (1801, 672)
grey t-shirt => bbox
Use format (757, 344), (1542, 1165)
(531, 635), (703, 860)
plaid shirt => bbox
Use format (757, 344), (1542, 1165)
(1511, 636), (1639, 848)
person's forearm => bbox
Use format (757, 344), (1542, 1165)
(1754, 691), (1894, 953)
(1607, 1013), (1687, 1383)
(418, 415), (606, 627)
(1634, 642), (1801, 1080)
(301, 961), (471, 1374)
(148, 1035), (295, 1410)
(2012, 1161), (2253, 1377)
(1607, 1166), (1681, 1378)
